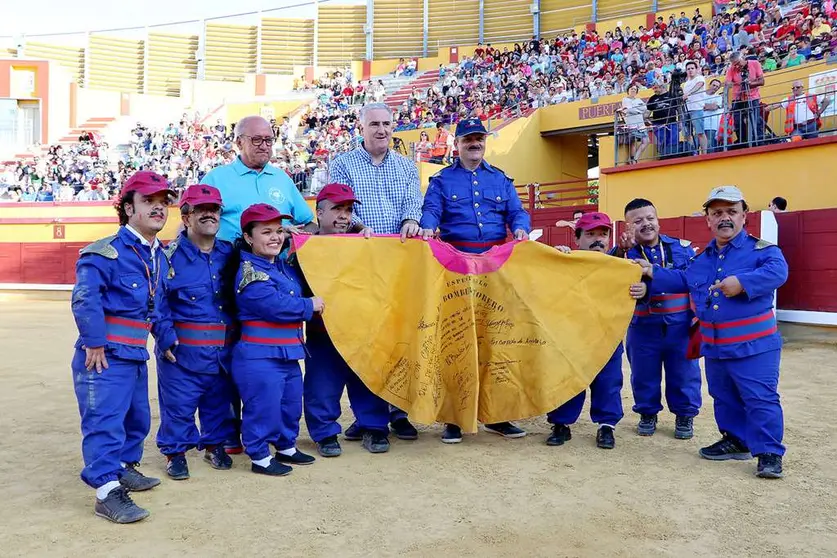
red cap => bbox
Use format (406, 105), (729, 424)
(179, 184), (223, 208)
(575, 212), (613, 231)
(240, 203), (292, 230)
(315, 183), (361, 205)
(121, 171), (175, 198)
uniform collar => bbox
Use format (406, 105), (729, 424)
(122, 224), (161, 251)
(232, 156), (277, 176)
(451, 159), (494, 173)
(658, 234), (675, 245)
(241, 250), (276, 270)
(176, 231), (226, 261)
(707, 228), (748, 253)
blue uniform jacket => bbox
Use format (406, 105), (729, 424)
(650, 230), (788, 359)
(71, 226), (171, 362)
(419, 159), (531, 253)
(625, 234), (696, 326)
(234, 251), (314, 361)
(155, 232), (234, 374)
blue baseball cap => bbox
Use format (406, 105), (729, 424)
(455, 118), (488, 138)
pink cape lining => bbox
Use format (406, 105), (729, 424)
(290, 234), (519, 275)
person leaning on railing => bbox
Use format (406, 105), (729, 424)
(616, 83), (651, 165)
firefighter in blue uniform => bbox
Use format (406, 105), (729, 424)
(71, 171), (176, 523)
(300, 183), (392, 457)
(154, 184), (236, 480)
(419, 117), (531, 443)
(229, 203), (324, 476)
(612, 198), (702, 439)
(636, 186), (788, 478)
(547, 212), (648, 450)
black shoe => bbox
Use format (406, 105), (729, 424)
(546, 424), (572, 446)
(344, 421), (363, 441)
(637, 414), (658, 436)
(756, 453), (784, 479)
(597, 426), (616, 449)
(674, 416), (695, 440)
(362, 431), (391, 453)
(119, 463), (161, 491)
(252, 457), (292, 476)
(204, 445), (233, 470)
(699, 435), (752, 461)
(390, 418), (419, 440)
(484, 422), (527, 439)
(441, 423), (462, 444)
(94, 486), (150, 524)
(317, 435), (343, 457)
(274, 449), (316, 466)
(165, 453), (189, 480)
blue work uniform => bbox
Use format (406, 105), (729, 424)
(202, 157), (314, 242)
(71, 226), (170, 489)
(293, 249), (390, 443)
(624, 235), (702, 418)
(232, 251), (314, 461)
(651, 230), (788, 456)
(547, 344), (625, 428)
(419, 159), (531, 254)
(154, 232), (236, 456)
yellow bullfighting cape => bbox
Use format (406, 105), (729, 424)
(292, 236), (640, 433)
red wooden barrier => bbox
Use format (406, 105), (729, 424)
(776, 209), (837, 312)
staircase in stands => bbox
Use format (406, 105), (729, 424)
(10, 116), (118, 162)
(382, 69), (440, 110)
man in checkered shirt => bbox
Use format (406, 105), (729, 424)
(328, 102), (423, 441)
(329, 103), (423, 241)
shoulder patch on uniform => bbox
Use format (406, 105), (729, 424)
(79, 235), (118, 259)
(752, 237), (775, 250)
(237, 260), (270, 292)
(679, 239), (692, 247)
(488, 164), (513, 182)
(163, 239), (179, 260)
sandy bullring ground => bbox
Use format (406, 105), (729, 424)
(1, 296), (836, 557)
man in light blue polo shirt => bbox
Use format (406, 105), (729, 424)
(202, 116), (315, 242)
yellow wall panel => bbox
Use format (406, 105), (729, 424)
(23, 42), (85, 84)
(262, 18), (313, 73)
(87, 36), (143, 93)
(540, 0), (593, 37)
(205, 23), (257, 82)
(428, 0), (479, 52)
(657, 0), (707, 13)
(373, 0), (423, 59)
(484, 0), (533, 44)
(318, 5), (366, 66)
(147, 33), (198, 97)
(597, 0), (653, 21)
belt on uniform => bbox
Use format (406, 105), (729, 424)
(240, 320), (303, 346)
(174, 321), (227, 347)
(634, 293), (690, 317)
(446, 238), (506, 249)
(105, 315), (152, 347)
(699, 310), (777, 345)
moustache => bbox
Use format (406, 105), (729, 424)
(199, 216), (217, 223)
(149, 211), (164, 218)
(717, 222), (734, 229)
(640, 225), (655, 233)
(590, 241), (606, 249)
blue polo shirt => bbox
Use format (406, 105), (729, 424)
(201, 156), (314, 242)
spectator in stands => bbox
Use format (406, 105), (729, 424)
(703, 78), (724, 152)
(780, 80), (831, 140)
(556, 210), (584, 230)
(725, 50), (765, 147)
(647, 81), (679, 159)
(414, 130), (433, 163)
(768, 196), (788, 212)
(683, 61), (708, 154)
(201, 116), (316, 242)
(617, 83), (650, 164)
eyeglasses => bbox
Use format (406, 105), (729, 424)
(241, 135), (276, 146)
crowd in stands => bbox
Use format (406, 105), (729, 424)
(1, 0), (834, 200)
(380, 0), (836, 131)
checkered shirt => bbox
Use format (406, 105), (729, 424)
(328, 146), (423, 234)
